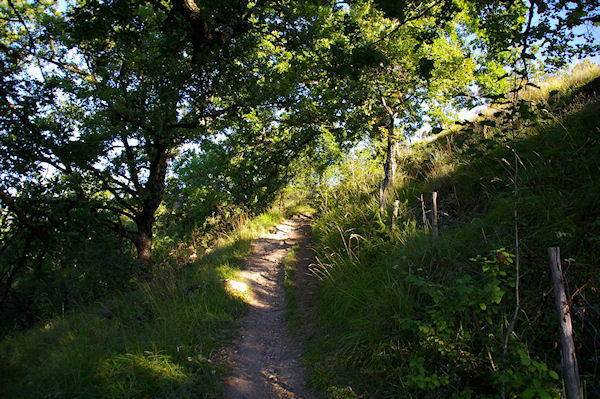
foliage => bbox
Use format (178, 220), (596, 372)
(460, 0), (599, 70)
(0, 0), (355, 330)
(0, 207), (136, 334)
(0, 205), (288, 398)
(304, 67), (600, 397)
(1, 0), (599, 395)
(283, 244), (300, 323)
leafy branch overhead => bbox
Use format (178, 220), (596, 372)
(0, 0), (598, 275)
(0, 0), (599, 396)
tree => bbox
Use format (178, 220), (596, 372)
(312, 1), (477, 214)
(0, 0), (345, 271)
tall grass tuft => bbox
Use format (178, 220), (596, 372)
(0, 203), (298, 398)
(306, 66), (600, 397)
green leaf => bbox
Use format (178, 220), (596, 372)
(522, 388), (535, 399)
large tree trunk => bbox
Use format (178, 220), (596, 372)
(132, 230), (153, 265)
(117, 143), (170, 274)
(120, 215), (155, 275)
(135, 143), (169, 269)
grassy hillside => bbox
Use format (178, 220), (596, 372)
(306, 64), (600, 398)
(0, 203), (310, 398)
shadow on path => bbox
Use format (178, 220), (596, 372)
(222, 215), (317, 399)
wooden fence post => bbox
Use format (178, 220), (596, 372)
(432, 192), (438, 247)
(420, 194), (428, 231)
(548, 247), (581, 399)
(379, 182), (385, 216)
(392, 200), (400, 232)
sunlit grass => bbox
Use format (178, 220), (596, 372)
(306, 68), (600, 397)
(0, 202), (301, 398)
(523, 60), (600, 102)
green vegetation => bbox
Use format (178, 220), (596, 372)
(1, 0), (599, 397)
(0, 206), (287, 398)
(283, 206), (316, 325)
(305, 65), (600, 398)
(283, 244), (299, 322)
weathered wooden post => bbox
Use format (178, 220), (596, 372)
(392, 200), (400, 232)
(379, 182), (385, 216)
(548, 247), (581, 399)
(432, 191), (439, 247)
(420, 194), (428, 231)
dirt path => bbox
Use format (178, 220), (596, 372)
(221, 214), (317, 399)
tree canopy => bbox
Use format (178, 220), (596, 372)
(0, 0), (598, 328)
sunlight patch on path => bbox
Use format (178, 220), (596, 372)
(221, 215), (315, 399)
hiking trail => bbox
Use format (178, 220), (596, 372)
(221, 214), (318, 399)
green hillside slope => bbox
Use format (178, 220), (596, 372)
(306, 66), (600, 398)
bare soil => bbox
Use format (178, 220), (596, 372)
(221, 214), (318, 399)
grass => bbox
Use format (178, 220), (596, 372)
(283, 202), (316, 327)
(283, 244), (299, 322)
(0, 204), (294, 398)
(305, 67), (600, 397)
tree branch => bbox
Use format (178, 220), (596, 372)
(6, 0), (47, 80)
(0, 188), (37, 230)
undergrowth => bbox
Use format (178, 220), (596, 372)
(283, 244), (299, 324)
(306, 66), (600, 398)
(0, 202), (307, 398)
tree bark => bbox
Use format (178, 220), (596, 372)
(133, 231), (153, 265)
(379, 111), (396, 215)
(132, 142), (170, 269)
(392, 199), (400, 232)
(107, 142), (170, 273)
(118, 223), (153, 272)
(548, 247), (581, 399)
(432, 191), (438, 247)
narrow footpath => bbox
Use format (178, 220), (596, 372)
(222, 214), (317, 399)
